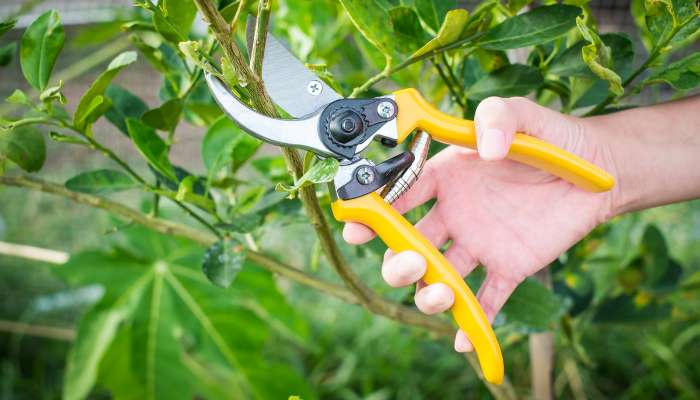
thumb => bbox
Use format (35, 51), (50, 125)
(474, 96), (580, 161)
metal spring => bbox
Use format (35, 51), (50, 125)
(381, 131), (431, 204)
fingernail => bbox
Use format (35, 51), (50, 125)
(455, 330), (474, 353)
(479, 128), (506, 160)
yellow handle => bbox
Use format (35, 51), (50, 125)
(331, 192), (504, 384)
(393, 88), (615, 192)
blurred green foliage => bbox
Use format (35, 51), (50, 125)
(0, 0), (699, 399)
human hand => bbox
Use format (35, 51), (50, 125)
(343, 96), (617, 351)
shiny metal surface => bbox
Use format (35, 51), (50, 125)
(381, 131), (431, 204)
(205, 73), (335, 157)
(246, 19), (342, 117)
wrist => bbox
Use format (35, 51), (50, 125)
(579, 115), (627, 222)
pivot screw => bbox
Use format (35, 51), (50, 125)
(355, 166), (375, 185)
(307, 80), (323, 96)
(377, 101), (395, 119)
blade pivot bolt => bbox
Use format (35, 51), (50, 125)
(377, 101), (395, 119)
(355, 166), (375, 185)
(307, 80), (323, 96)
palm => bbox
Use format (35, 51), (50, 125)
(387, 144), (613, 319)
(423, 146), (607, 280)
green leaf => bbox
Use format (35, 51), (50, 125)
(0, 42), (16, 67)
(645, 0), (675, 47)
(0, 18), (17, 38)
(6, 89), (29, 105)
(136, 0), (196, 43)
(39, 80), (66, 104)
(105, 85), (149, 135)
(414, 0), (457, 32)
(174, 175), (215, 211)
(549, 33), (634, 78)
(217, 213), (263, 234)
(201, 116), (262, 174)
(20, 10), (65, 90)
(501, 278), (566, 331)
(0, 126), (46, 172)
(412, 9), (470, 58)
(389, 6), (430, 53)
(644, 52), (700, 90)
(126, 118), (177, 182)
(63, 279), (148, 400)
(479, 5), (581, 50)
(252, 156), (291, 183)
(202, 239), (246, 288)
(576, 17), (623, 96)
(339, 0), (397, 57)
(593, 294), (671, 324)
(466, 64), (543, 100)
(507, 0), (535, 14)
(142, 99), (183, 132)
(56, 228), (313, 399)
(276, 157), (339, 197)
(65, 169), (139, 194)
(74, 51), (138, 131)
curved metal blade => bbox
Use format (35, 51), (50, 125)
(205, 73), (334, 157)
(246, 18), (342, 117)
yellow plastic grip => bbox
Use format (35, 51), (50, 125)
(393, 88), (615, 192)
(331, 192), (504, 384)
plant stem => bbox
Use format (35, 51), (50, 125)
(249, 0), (271, 76)
(433, 59), (467, 114)
(0, 319), (74, 341)
(349, 34), (482, 98)
(230, 0), (248, 32)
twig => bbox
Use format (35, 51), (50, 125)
(0, 241), (69, 264)
(349, 33), (482, 98)
(249, 0), (271, 76)
(230, 0), (248, 32)
(433, 59), (467, 113)
(0, 319), (75, 341)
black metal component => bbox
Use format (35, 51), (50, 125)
(380, 137), (398, 147)
(329, 110), (365, 143)
(336, 152), (415, 200)
(318, 98), (398, 159)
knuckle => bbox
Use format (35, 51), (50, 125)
(475, 96), (509, 118)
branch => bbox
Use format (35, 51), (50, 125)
(0, 319), (75, 341)
(193, 0), (380, 310)
(0, 175), (449, 334)
(0, 241), (68, 264)
(249, 0), (271, 76)
(349, 34), (481, 98)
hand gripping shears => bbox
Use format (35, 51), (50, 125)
(205, 26), (615, 385)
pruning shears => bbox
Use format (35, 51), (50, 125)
(205, 24), (615, 385)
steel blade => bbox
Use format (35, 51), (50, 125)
(246, 18), (342, 117)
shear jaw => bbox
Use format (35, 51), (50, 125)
(206, 72), (428, 205)
(205, 73), (399, 160)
